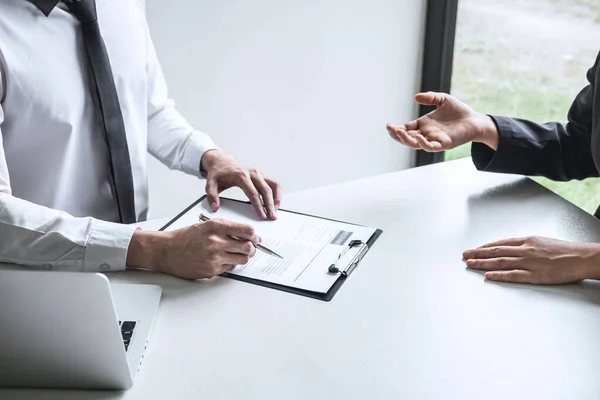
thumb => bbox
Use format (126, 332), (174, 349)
(205, 179), (220, 212)
(414, 91), (448, 107)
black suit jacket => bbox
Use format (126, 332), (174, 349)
(472, 51), (600, 182)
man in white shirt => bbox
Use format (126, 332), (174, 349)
(0, 0), (282, 279)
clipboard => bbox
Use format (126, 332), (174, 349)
(159, 195), (383, 302)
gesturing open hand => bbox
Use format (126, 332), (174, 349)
(386, 91), (498, 152)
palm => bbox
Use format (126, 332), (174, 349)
(387, 92), (482, 152)
(418, 102), (474, 149)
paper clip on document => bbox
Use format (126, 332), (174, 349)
(328, 240), (369, 277)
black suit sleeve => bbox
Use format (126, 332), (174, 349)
(471, 51), (599, 181)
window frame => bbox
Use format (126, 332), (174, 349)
(415, 0), (459, 167)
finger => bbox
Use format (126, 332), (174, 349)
(414, 91), (447, 107)
(266, 178), (282, 210)
(216, 221), (258, 244)
(399, 131), (421, 148)
(465, 257), (523, 271)
(404, 120), (419, 131)
(386, 124), (403, 142)
(234, 174), (266, 220)
(387, 126), (420, 148)
(478, 237), (528, 249)
(224, 236), (256, 257)
(251, 171), (277, 220)
(415, 134), (443, 152)
(462, 246), (527, 260)
(485, 270), (534, 284)
(223, 252), (251, 266)
(386, 124), (405, 142)
(387, 125), (407, 145)
(391, 123), (421, 139)
(215, 264), (239, 276)
(205, 178), (220, 212)
(387, 121), (419, 133)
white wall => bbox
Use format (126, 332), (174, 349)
(145, 0), (424, 217)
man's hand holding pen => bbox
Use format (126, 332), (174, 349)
(128, 219), (259, 280)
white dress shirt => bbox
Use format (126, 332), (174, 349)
(0, 0), (218, 272)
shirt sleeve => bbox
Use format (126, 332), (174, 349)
(142, 9), (220, 177)
(0, 100), (137, 272)
(471, 51), (599, 181)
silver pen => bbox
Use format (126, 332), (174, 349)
(199, 214), (284, 259)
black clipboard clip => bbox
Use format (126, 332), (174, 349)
(328, 239), (369, 277)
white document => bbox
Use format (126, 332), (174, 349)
(161, 198), (379, 293)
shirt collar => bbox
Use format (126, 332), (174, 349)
(29, 0), (61, 17)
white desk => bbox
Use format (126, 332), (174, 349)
(4, 158), (600, 399)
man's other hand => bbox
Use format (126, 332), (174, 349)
(201, 150), (281, 220)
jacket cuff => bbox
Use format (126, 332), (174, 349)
(84, 220), (138, 272)
(471, 115), (531, 174)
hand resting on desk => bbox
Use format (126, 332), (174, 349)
(462, 236), (600, 284)
(201, 150), (282, 221)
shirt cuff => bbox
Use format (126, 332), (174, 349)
(84, 220), (138, 272)
(180, 131), (221, 177)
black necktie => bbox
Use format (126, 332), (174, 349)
(65, 0), (137, 224)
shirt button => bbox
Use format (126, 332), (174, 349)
(100, 263), (111, 271)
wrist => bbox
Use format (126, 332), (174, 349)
(473, 114), (499, 151)
(200, 149), (226, 174)
(126, 229), (170, 273)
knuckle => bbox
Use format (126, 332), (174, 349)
(235, 223), (254, 238)
(204, 219), (221, 232)
(207, 233), (220, 245)
(234, 169), (249, 180)
(525, 236), (538, 245)
(240, 255), (250, 265)
(243, 242), (254, 255)
(249, 188), (261, 200)
(522, 245), (535, 254)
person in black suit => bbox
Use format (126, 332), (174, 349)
(386, 51), (600, 285)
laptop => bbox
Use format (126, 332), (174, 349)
(0, 269), (162, 390)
